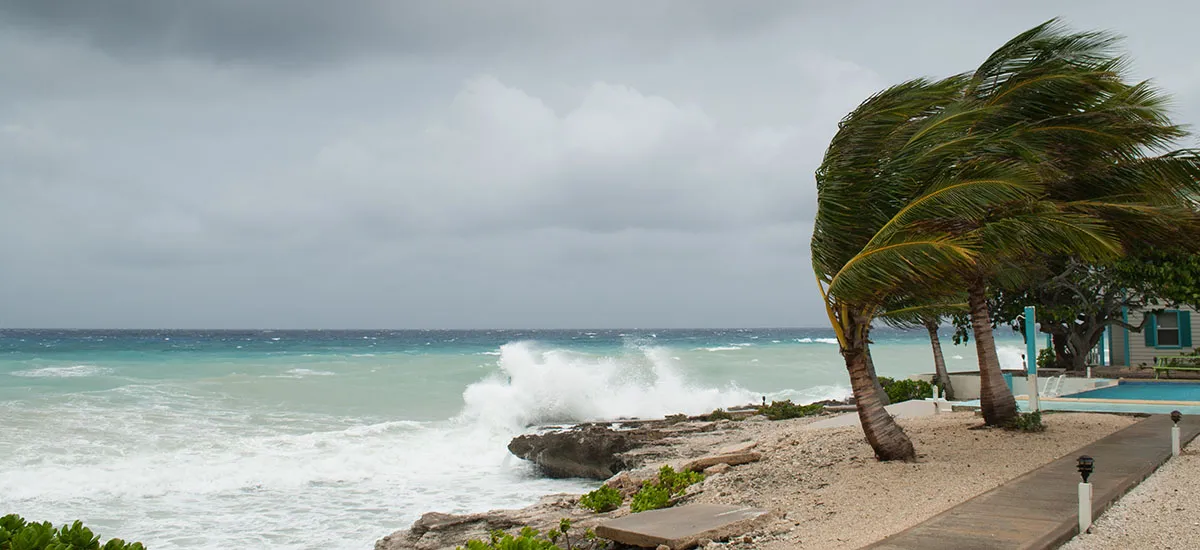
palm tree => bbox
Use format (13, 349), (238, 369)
(878, 297), (964, 401)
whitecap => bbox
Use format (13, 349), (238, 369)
(281, 368), (336, 378)
(693, 346), (743, 352)
(11, 365), (113, 378)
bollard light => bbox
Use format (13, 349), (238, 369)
(1172, 410), (1182, 425)
(1077, 455), (1094, 483)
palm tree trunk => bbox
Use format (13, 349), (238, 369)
(864, 343), (891, 405)
(842, 316), (915, 461)
(924, 318), (955, 401)
(967, 276), (1018, 426)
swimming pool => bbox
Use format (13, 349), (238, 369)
(1064, 381), (1200, 402)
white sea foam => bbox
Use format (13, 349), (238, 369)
(459, 342), (761, 428)
(11, 365), (113, 378)
(476, 351), (502, 356)
(281, 368), (336, 377)
(694, 346), (743, 352)
(796, 337), (839, 344)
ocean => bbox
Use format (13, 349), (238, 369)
(0, 328), (1025, 549)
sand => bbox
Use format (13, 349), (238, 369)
(678, 412), (1135, 549)
(1059, 437), (1200, 550)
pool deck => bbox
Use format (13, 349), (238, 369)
(864, 414), (1200, 550)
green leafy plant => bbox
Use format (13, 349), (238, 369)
(1036, 348), (1056, 371)
(704, 408), (734, 421)
(0, 515), (145, 550)
(1006, 411), (1046, 433)
(458, 519), (610, 550)
(630, 466), (704, 513)
(879, 378), (933, 403)
(756, 400), (824, 420)
(578, 485), (622, 513)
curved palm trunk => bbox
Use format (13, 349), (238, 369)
(967, 276), (1018, 426)
(864, 344), (891, 405)
(924, 318), (955, 401)
(842, 318), (915, 461)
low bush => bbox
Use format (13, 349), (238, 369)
(457, 520), (610, 550)
(1036, 348), (1056, 370)
(704, 408), (734, 421)
(0, 515), (145, 550)
(756, 400), (824, 420)
(579, 485), (622, 513)
(630, 466), (704, 513)
(879, 378), (933, 403)
(1006, 411), (1046, 433)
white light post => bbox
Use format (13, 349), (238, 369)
(1171, 410), (1182, 457)
(1077, 455), (1094, 534)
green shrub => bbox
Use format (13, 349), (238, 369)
(704, 408), (734, 421)
(880, 378), (933, 403)
(756, 400), (824, 420)
(0, 515), (145, 550)
(458, 519), (610, 550)
(1036, 348), (1056, 370)
(1006, 411), (1046, 433)
(630, 466), (705, 513)
(579, 485), (622, 513)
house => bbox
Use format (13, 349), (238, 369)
(1107, 305), (1198, 367)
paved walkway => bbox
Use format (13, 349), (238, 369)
(864, 414), (1200, 550)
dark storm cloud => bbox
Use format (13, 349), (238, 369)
(1, 1), (1198, 329)
(0, 0), (806, 64)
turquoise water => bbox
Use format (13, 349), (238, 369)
(0, 328), (1025, 549)
(1066, 381), (1200, 401)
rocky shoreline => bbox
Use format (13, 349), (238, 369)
(375, 406), (802, 550)
(376, 408), (1135, 550)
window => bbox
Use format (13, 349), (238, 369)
(1158, 312), (1180, 347)
(1145, 310), (1192, 349)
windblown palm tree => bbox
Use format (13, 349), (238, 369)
(878, 296), (965, 401)
(811, 19), (1200, 453)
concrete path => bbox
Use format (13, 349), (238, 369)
(864, 414), (1200, 550)
(805, 400), (939, 430)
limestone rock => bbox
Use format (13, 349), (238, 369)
(508, 426), (636, 479)
(703, 463), (731, 475)
(682, 451), (762, 473)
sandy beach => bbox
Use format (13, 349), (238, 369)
(380, 410), (1138, 549)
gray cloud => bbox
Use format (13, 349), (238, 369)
(1, 1), (1198, 328)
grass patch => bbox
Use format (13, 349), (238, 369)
(1006, 411), (1046, 432)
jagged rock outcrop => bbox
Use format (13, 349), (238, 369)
(507, 425), (668, 479)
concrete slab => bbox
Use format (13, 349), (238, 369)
(594, 503), (771, 549)
(804, 400), (938, 430)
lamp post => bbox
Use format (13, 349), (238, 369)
(1171, 410), (1182, 457)
(1077, 455), (1094, 534)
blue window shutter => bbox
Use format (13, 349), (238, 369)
(1145, 313), (1157, 347)
(1181, 311), (1193, 348)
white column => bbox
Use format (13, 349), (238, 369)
(1079, 482), (1093, 534)
(1028, 373), (1040, 412)
(1173, 425), (1181, 457)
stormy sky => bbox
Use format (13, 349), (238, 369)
(2, 1), (1197, 329)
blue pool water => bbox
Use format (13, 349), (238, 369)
(1066, 381), (1200, 402)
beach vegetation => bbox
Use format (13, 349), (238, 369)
(630, 465), (704, 513)
(704, 408), (735, 421)
(578, 485), (622, 513)
(878, 378), (933, 404)
(1006, 411), (1046, 433)
(0, 514), (146, 550)
(756, 400), (824, 420)
(457, 519), (611, 550)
